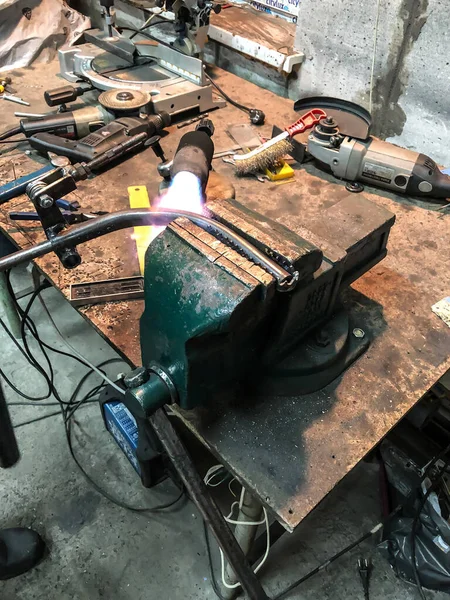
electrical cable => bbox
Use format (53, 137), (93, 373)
(19, 284), (69, 406)
(203, 72), (250, 115)
(59, 355), (185, 513)
(8, 401), (69, 406)
(204, 467), (271, 591)
(4, 273), (184, 514)
(0, 139), (28, 144)
(64, 407), (185, 513)
(203, 71), (265, 124)
(0, 366), (49, 401)
(37, 290), (127, 395)
(0, 125), (21, 141)
(271, 518), (386, 600)
(204, 464), (230, 487)
(6, 274), (126, 395)
(218, 486), (270, 590)
(118, 25), (265, 124)
(128, 17), (172, 40)
(203, 520), (227, 600)
(0, 313), (53, 401)
(13, 410), (62, 428)
(118, 26), (176, 49)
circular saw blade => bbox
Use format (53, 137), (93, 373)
(98, 88), (152, 112)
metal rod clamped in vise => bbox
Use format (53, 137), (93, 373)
(0, 209), (298, 291)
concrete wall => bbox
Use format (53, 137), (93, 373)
(294, 0), (450, 166)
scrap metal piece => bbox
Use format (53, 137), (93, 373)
(70, 276), (144, 306)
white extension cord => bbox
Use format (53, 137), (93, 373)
(204, 465), (271, 590)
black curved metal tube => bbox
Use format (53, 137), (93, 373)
(0, 209), (298, 291)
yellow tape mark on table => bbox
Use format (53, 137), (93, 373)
(128, 185), (151, 275)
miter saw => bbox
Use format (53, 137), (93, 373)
(58, 0), (225, 116)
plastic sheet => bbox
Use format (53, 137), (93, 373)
(379, 490), (450, 593)
(0, 0), (90, 72)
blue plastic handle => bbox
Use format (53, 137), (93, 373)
(0, 164), (53, 204)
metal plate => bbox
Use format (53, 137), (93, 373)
(92, 54), (171, 82)
(294, 96), (372, 139)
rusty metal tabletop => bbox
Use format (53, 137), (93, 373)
(0, 61), (449, 531)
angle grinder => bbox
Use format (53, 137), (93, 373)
(308, 117), (450, 199)
(296, 96), (450, 200)
(0, 87), (153, 143)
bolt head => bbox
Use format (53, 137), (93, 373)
(124, 367), (149, 389)
(315, 329), (330, 347)
(352, 327), (365, 339)
(117, 91), (134, 102)
(38, 195), (53, 208)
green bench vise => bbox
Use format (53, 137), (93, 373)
(124, 193), (395, 419)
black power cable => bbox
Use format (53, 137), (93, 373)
(3, 278), (185, 514)
(0, 126), (21, 141)
(0, 140), (28, 144)
(14, 410), (66, 429)
(128, 18), (172, 40)
(203, 72), (265, 125)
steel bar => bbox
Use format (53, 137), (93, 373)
(0, 209), (297, 290)
(0, 380), (20, 468)
(149, 408), (270, 600)
(0, 272), (21, 338)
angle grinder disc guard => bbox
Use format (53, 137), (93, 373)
(294, 96), (372, 139)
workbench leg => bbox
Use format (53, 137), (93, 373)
(0, 272), (21, 338)
(149, 409), (270, 600)
(224, 490), (264, 600)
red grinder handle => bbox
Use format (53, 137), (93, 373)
(285, 109), (327, 137)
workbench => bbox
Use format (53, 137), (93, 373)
(0, 60), (449, 535)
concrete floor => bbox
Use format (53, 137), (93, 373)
(0, 266), (448, 600)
